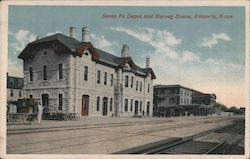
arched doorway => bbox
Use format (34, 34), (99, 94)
(82, 95), (89, 116)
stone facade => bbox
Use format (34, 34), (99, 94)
(18, 27), (156, 117)
(7, 73), (23, 104)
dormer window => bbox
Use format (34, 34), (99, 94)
(84, 48), (89, 56)
(124, 63), (130, 70)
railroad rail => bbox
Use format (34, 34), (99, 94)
(115, 119), (245, 154)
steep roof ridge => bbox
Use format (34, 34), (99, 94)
(18, 33), (155, 78)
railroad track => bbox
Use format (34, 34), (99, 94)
(116, 119), (245, 154)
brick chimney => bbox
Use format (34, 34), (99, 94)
(146, 57), (150, 68)
(121, 44), (129, 57)
(69, 27), (76, 38)
(82, 27), (89, 42)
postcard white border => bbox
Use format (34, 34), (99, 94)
(0, 1), (249, 159)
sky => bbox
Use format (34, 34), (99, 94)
(8, 6), (245, 108)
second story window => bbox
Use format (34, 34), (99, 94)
(43, 65), (47, 80)
(136, 81), (138, 91)
(110, 74), (113, 86)
(29, 67), (33, 81)
(140, 82), (142, 92)
(19, 91), (22, 98)
(125, 76), (129, 87)
(97, 70), (101, 84)
(148, 83), (150, 93)
(104, 72), (107, 85)
(59, 64), (63, 79)
(84, 66), (88, 81)
(131, 76), (133, 88)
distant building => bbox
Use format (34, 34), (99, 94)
(7, 73), (24, 105)
(18, 27), (156, 117)
(153, 85), (216, 117)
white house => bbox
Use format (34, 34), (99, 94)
(18, 27), (156, 117)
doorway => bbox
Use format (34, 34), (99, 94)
(103, 97), (108, 116)
(42, 94), (49, 113)
(146, 102), (150, 116)
(135, 100), (139, 115)
(82, 95), (89, 116)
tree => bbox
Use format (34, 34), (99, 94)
(214, 102), (228, 112)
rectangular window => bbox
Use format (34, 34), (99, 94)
(19, 91), (22, 98)
(110, 74), (113, 86)
(140, 82), (142, 92)
(97, 70), (101, 84)
(30, 95), (33, 99)
(59, 94), (63, 110)
(9, 78), (14, 86)
(130, 99), (133, 111)
(131, 76), (133, 88)
(125, 76), (129, 87)
(29, 67), (33, 81)
(97, 97), (100, 111)
(10, 90), (13, 97)
(43, 65), (47, 80)
(104, 72), (107, 85)
(148, 83), (150, 93)
(18, 79), (23, 87)
(84, 66), (88, 81)
(110, 98), (113, 111)
(124, 99), (128, 111)
(136, 81), (138, 91)
(59, 64), (63, 79)
(139, 101), (142, 112)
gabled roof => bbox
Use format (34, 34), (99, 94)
(32, 33), (83, 50)
(18, 33), (156, 79)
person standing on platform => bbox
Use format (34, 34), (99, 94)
(37, 102), (45, 124)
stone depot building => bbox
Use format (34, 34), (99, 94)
(18, 27), (156, 117)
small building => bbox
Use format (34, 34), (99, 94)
(7, 73), (24, 107)
(153, 85), (216, 117)
(18, 27), (156, 117)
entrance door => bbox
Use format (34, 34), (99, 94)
(135, 101), (138, 115)
(42, 94), (49, 113)
(82, 95), (89, 116)
(146, 102), (150, 116)
(103, 97), (108, 116)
